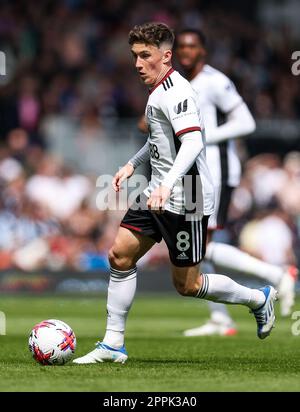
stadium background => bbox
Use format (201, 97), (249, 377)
(0, 0), (300, 392)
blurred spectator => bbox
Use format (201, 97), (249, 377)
(229, 152), (300, 267)
(239, 209), (296, 266)
(277, 152), (300, 217)
(25, 155), (92, 220)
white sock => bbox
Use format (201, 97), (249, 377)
(103, 266), (137, 349)
(202, 260), (234, 325)
(206, 242), (283, 285)
(197, 273), (265, 310)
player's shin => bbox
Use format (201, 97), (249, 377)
(202, 260), (235, 324)
(103, 266), (137, 349)
(196, 273), (265, 310)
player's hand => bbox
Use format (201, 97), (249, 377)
(147, 185), (171, 214)
(112, 163), (135, 192)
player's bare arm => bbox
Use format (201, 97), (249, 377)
(112, 163), (135, 192)
(112, 137), (152, 193)
(146, 185), (171, 213)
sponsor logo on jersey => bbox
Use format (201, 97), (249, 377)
(177, 251), (189, 260)
(173, 99), (188, 115)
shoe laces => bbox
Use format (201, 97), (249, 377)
(250, 308), (265, 325)
(254, 312), (265, 325)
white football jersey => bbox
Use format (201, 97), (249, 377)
(143, 68), (215, 216)
(190, 64), (243, 187)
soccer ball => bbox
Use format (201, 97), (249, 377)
(29, 319), (76, 365)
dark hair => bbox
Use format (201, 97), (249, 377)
(128, 22), (175, 49)
(177, 29), (207, 48)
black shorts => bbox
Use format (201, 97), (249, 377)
(121, 194), (209, 267)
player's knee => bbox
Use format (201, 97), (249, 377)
(108, 247), (135, 271)
(173, 278), (199, 297)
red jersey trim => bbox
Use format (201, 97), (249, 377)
(120, 223), (142, 233)
(149, 68), (175, 94)
(175, 126), (201, 137)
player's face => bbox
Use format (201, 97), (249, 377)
(131, 43), (169, 86)
(176, 33), (206, 70)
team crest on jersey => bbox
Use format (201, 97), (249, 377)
(173, 99), (188, 115)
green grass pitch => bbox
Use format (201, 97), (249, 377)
(0, 294), (300, 392)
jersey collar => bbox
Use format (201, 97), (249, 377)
(149, 67), (174, 94)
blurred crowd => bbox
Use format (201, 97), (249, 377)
(0, 0), (299, 272)
(1, 0), (299, 142)
(0, 128), (169, 271)
(0, 133), (108, 271)
(226, 152), (300, 267)
(0, 135), (299, 272)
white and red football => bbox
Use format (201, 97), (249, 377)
(29, 319), (76, 365)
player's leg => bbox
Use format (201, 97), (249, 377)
(185, 181), (294, 337)
(183, 216), (237, 336)
(189, 185), (237, 336)
(205, 241), (297, 316)
(74, 194), (159, 364)
(183, 259), (237, 337)
(172, 262), (263, 306)
(162, 213), (277, 340)
(171, 261), (277, 339)
(104, 227), (156, 347)
(73, 227), (156, 364)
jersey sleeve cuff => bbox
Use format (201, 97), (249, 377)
(175, 127), (201, 137)
(127, 160), (135, 169)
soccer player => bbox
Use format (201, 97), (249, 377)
(73, 23), (277, 364)
(174, 29), (297, 336)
